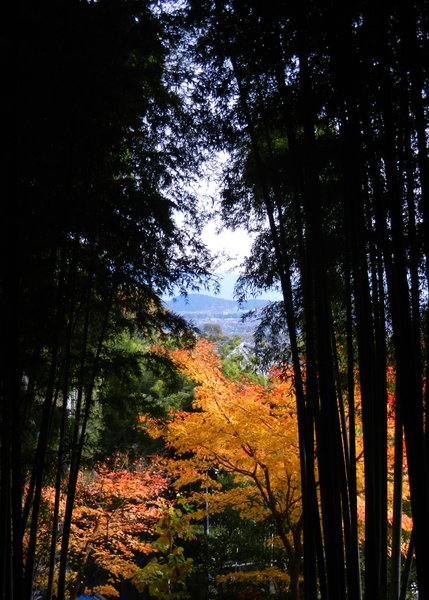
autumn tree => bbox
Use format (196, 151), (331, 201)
(30, 457), (170, 599)
(144, 339), (303, 600)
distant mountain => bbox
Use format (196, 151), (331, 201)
(166, 293), (269, 313)
(213, 272), (283, 301)
(163, 272), (283, 303)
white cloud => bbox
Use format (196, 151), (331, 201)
(201, 221), (253, 272)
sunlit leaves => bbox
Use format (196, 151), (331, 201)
(142, 339), (303, 594)
(31, 457), (169, 597)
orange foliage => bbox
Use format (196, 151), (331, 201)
(32, 457), (170, 597)
(142, 339), (303, 595)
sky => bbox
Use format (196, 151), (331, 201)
(177, 156), (283, 301)
(166, 214), (282, 301)
(200, 220), (254, 273)
(199, 221), (283, 301)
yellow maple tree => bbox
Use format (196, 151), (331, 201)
(143, 339), (303, 600)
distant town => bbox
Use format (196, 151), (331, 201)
(165, 293), (272, 341)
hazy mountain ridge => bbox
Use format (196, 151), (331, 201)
(165, 293), (269, 313)
(165, 293), (272, 341)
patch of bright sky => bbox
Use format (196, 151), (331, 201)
(173, 152), (283, 301)
(201, 220), (254, 273)
(197, 202), (283, 302)
(195, 151), (253, 273)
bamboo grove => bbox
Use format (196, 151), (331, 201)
(180, 0), (429, 598)
(2, 0), (429, 599)
(1, 2), (210, 599)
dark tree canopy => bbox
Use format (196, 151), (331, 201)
(2, 1), (429, 599)
(1, 2), (210, 599)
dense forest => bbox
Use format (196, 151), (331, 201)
(1, 0), (428, 599)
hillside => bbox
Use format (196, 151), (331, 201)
(166, 294), (269, 313)
(165, 294), (272, 340)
